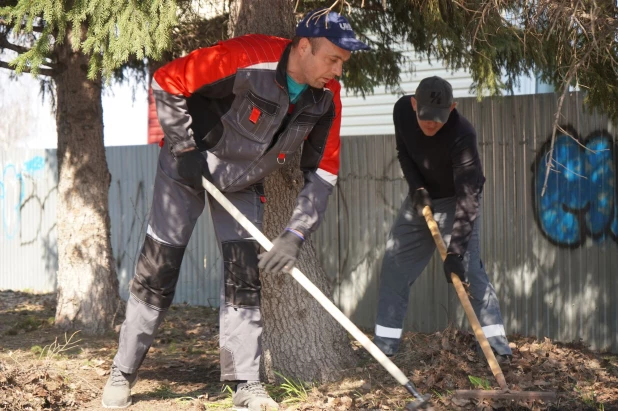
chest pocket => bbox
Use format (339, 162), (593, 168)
(292, 112), (320, 132)
(237, 91), (280, 143)
(286, 112), (320, 145)
(276, 112), (320, 153)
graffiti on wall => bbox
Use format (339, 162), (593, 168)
(532, 127), (617, 247)
(0, 156), (51, 241)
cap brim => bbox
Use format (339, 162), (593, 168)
(417, 105), (451, 123)
(326, 36), (370, 51)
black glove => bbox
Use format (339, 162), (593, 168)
(175, 148), (211, 189)
(411, 188), (432, 217)
(258, 230), (304, 273)
(443, 253), (466, 284)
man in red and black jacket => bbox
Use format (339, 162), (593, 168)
(102, 9), (369, 411)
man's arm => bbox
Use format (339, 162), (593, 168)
(448, 132), (485, 256)
(151, 80), (197, 155)
(393, 101), (424, 193)
(286, 81), (342, 237)
(257, 81), (341, 272)
(151, 42), (236, 156)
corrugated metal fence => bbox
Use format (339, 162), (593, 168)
(1, 92), (617, 352)
(0, 148), (58, 292)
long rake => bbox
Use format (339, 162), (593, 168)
(422, 206), (557, 403)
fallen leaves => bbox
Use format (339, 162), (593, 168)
(1, 291), (617, 410)
(0, 359), (90, 410)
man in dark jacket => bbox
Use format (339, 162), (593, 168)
(373, 76), (513, 363)
(102, 8), (369, 410)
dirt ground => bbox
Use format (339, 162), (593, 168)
(1, 290), (617, 411)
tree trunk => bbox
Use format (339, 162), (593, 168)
(54, 23), (119, 335)
(260, 153), (356, 382)
(230, 0), (357, 383)
(228, 0), (297, 39)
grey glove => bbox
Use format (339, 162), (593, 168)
(175, 148), (211, 189)
(258, 230), (304, 272)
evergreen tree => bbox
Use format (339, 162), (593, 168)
(0, 0), (176, 334)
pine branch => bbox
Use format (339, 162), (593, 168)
(0, 60), (55, 76)
(0, 18), (45, 33)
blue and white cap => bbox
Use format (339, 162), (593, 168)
(296, 8), (370, 51)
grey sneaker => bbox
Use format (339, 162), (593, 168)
(101, 364), (138, 409)
(232, 381), (279, 411)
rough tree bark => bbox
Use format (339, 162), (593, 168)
(229, 0), (357, 383)
(54, 23), (119, 335)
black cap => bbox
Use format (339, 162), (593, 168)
(296, 8), (370, 51)
(415, 76), (454, 123)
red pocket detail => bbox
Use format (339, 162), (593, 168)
(260, 195), (267, 203)
(249, 107), (261, 124)
(158, 138), (165, 147)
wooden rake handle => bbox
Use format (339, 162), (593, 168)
(422, 206), (508, 390)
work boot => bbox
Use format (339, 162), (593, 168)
(475, 343), (512, 367)
(496, 354), (513, 366)
(232, 381), (279, 411)
(373, 335), (400, 357)
(101, 364), (138, 409)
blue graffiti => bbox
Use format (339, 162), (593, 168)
(24, 156), (45, 174)
(533, 130), (616, 247)
(0, 156), (45, 239)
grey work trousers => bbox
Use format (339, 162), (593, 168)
(113, 141), (264, 381)
(374, 195), (512, 356)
